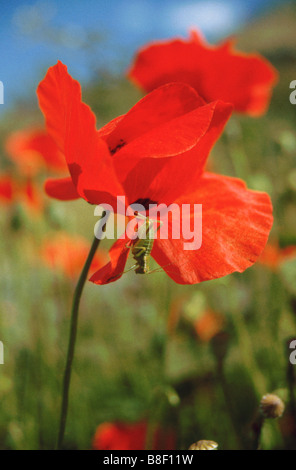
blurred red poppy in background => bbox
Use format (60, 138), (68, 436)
(22, 177), (43, 212)
(40, 232), (108, 279)
(92, 421), (176, 450)
(5, 128), (67, 176)
(1, 127), (68, 214)
(127, 29), (278, 116)
(194, 309), (225, 342)
(37, 62), (273, 286)
(0, 173), (42, 212)
(0, 174), (14, 204)
(258, 242), (296, 271)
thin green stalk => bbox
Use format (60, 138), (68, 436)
(228, 304), (267, 396)
(57, 212), (109, 449)
(287, 349), (296, 423)
(145, 280), (176, 450)
(226, 278), (268, 396)
(251, 414), (265, 450)
(216, 360), (243, 449)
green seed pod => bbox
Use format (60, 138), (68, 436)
(188, 440), (218, 450)
(260, 394), (285, 419)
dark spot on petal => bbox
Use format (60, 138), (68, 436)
(109, 139), (126, 155)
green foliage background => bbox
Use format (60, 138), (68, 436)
(0, 2), (296, 450)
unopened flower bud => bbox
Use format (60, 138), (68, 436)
(188, 440), (218, 450)
(260, 394), (285, 419)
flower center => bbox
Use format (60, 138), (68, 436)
(132, 198), (158, 211)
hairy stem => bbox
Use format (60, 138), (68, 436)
(57, 212), (109, 449)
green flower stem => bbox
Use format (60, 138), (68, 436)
(252, 414), (265, 450)
(145, 281), (176, 450)
(57, 212), (109, 450)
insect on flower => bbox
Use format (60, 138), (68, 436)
(129, 212), (162, 275)
(108, 211), (165, 282)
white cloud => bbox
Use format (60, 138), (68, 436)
(166, 1), (247, 38)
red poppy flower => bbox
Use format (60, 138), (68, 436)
(258, 242), (296, 271)
(92, 421), (176, 450)
(90, 173), (273, 285)
(40, 232), (108, 279)
(37, 62), (273, 285)
(37, 61), (232, 205)
(0, 174), (14, 204)
(3, 127), (67, 213)
(5, 128), (67, 176)
(0, 173), (43, 212)
(127, 29), (278, 116)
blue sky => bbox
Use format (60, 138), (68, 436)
(0, 0), (287, 110)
